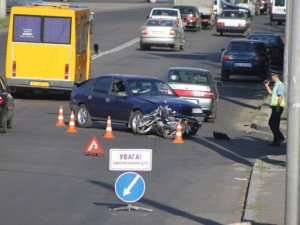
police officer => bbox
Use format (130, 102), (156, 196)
(264, 73), (286, 146)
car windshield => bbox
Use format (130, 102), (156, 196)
(275, 0), (285, 6)
(167, 70), (209, 85)
(229, 42), (265, 52)
(249, 35), (280, 45)
(127, 80), (176, 96)
(220, 11), (246, 18)
(146, 19), (174, 27)
(179, 7), (196, 16)
(152, 9), (178, 17)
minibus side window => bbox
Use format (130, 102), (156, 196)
(13, 15), (42, 43)
(43, 17), (71, 44)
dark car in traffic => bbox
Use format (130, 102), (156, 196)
(221, 39), (270, 81)
(248, 33), (284, 69)
(220, 0), (252, 19)
(0, 77), (14, 133)
(69, 74), (203, 134)
(173, 5), (202, 31)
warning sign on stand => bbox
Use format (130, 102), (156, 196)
(109, 149), (152, 171)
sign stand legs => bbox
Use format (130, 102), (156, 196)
(110, 204), (153, 212)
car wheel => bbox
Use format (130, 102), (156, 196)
(0, 113), (8, 133)
(221, 70), (229, 81)
(219, 31), (223, 36)
(130, 110), (143, 134)
(146, 45), (151, 50)
(76, 104), (93, 128)
(189, 127), (199, 136)
(140, 43), (147, 51)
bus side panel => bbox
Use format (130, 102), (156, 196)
(8, 44), (72, 81)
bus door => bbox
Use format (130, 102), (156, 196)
(76, 15), (89, 82)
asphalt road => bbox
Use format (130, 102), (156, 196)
(0, 3), (286, 225)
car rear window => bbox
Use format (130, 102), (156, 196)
(249, 36), (279, 45)
(275, 0), (285, 7)
(152, 9), (178, 17)
(220, 11), (246, 18)
(146, 19), (174, 27)
(229, 42), (265, 52)
(179, 7), (196, 16)
(167, 70), (209, 85)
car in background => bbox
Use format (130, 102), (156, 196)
(173, 5), (202, 31)
(140, 18), (185, 51)
(216, 9), (250, 36)
(6, 0), (43, 13)
(220, 0), (252, 19)
(0, 77), (14, 133)
(221, 39), (270, 81)
(259, 0), (269, 14)
(69, 74), (203, 134)
(165, 67), (221, 122)
(248, 33), (284, 69)
(235, 0), (256, 17)
(148, 8), (184, 29)
(270, 0), (286, 25)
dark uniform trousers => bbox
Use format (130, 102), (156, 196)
(268, 106), (284, 143)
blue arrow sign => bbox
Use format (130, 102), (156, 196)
(115, 172), (145, 203)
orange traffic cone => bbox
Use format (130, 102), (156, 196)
(173, 120), (184, 144)
(56, 105), (65, 127)
(66, 111), (78, 133)
(103, 116), (115, 139)
(84, 136), (104, 156)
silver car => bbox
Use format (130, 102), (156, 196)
(165, 67), (222, 122)
(140, 18), (185, 52)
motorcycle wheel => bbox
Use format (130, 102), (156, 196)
(162, 126), (177, 139)
(136, 119), (153, 135)
(189, 128), (199, 136)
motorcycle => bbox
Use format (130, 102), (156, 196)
(135, 105), (200, 139)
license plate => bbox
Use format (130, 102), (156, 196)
(30, 81), (49, 87)
(152, 31), (163, 35)
(226, 21), (238, 27)
(234, 63), (252, 67)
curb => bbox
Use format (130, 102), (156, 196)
(242, 156), (286, 224)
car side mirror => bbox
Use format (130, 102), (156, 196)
(146, 15), (149, 19)
(93, 44), (99, 54)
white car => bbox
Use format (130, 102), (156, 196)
(140, 18), (185, 51)
(148, 8), (184, 29)
(216, 9), (251, 36)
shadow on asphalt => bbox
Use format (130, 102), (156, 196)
(89, 179), (223, 225)
(188, 136), (286, 167)
(12, 90), (71, 101)
(149, 52), (221, 63)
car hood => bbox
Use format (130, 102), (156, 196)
(136, 95), (201, 112)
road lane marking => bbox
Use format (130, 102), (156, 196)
(92, 38), (140, 61)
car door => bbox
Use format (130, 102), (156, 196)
(86, 77), (113, 119)
(108, 78), (133, 122)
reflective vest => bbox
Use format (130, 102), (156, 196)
(270, 81), (286, 107)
